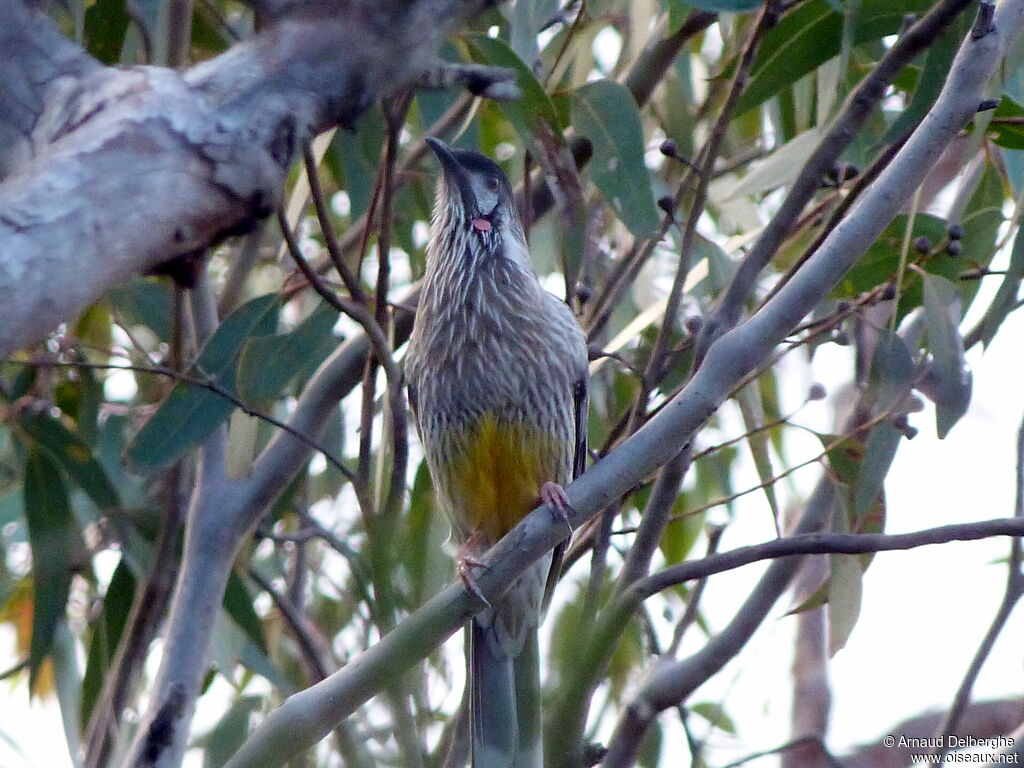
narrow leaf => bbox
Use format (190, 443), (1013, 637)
(738, 0), (936, 115)
(718, 128), (823, 201)
(464, 34), (562, 144)
(237, 301), (338, 404)
(509, 0), (559, 67)
(734, 382), (780, 530)
(571, 80), (660, 238)
(126, 294), (279, 470)
(224, 572), (267, 654)
(81, 559), (136, 729)
(24, 450), (77, 693)
(865, 329), (915, 414)
(828, 552), (863, 656)
(976, 217), (1024, 347)
(921, 274), (972, 438)
(18, 411), (120, 511)
(853, 421), (900, 518)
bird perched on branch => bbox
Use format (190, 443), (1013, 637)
(406, 138), (588, 767)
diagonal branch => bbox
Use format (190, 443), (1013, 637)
(225, 4), (1024, 764)
(691, 0), (978, 369)
(227, 511), (1024, 768)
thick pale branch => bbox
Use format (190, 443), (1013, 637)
(0, 0), (484, 355)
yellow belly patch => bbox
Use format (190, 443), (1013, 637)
(448, 413), (561, 542)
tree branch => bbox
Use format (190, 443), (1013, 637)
(691, 0), (977, 368)
(229, 509), (1024, 767)
(0, 0), (487, 355)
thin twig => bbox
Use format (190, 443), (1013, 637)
(14, 357), (355, 481)
(304, 142), (367, 303)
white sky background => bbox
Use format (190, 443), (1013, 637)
(660, 312), (1024, 765)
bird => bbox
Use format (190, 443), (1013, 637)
(405, 138), (589, 767)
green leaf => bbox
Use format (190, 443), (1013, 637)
(659, 500), (704, 566)
(401, 462), (450, 608)
(571, 80), (660, 238)
(987, 96), (1024, 150)
(18, 411), (120, 512)
(921, 274), (971, 438)
(84, 0), (130, 64)
(734, 382), (780, 529)
(108, 278), (175, 341)
(326, 105), (386, 221)
(718, 128), (823, 200)
(738, 0), (936, 115)
(956, 165), (1005, 313)
(24, 449), (78, 693)
(202, 696), (262, 768)
(865, 328), (915, 414)
(882, 12), (972, 144)
(828, 551), (863, 656)
(510, 0), (559, 67)
(853, 421), (900, 518)
(817, 433), (864, 487)
(464, 34), (563, 144)
(975, 218), (1024, 348)
(223, 572), (267, 654)
(81, 559), (136, 729)
(828, 490), (863, 655)
(126, 294), (280, 471)
(237, 301), (338, 404)
(690, 701), (737, 734)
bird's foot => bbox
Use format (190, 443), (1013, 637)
(540, 481), (574, 535)
(456, 533), (491, 608)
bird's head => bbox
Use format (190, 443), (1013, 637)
(425, 138), (521, 249)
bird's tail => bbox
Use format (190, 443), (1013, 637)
(469, 621), (542, 768)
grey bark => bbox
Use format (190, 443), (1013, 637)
(0, 0), (480, 355)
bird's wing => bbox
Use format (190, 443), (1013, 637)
(542, 367), (589, 615)
(572, 375), (589, 482)
(406, 382), (426, 446)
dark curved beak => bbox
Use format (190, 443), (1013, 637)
(425, 137), (477, 215)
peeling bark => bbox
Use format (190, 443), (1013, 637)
(0, 0), (482, 355)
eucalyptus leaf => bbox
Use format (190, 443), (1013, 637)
(975, 217), (1024, 348)
(81, 559), (136, 729)
(921, 274), (971, 438)
(126, 294), (279, 471)
(738, 0), (936, 115)
(509, 0), (559, 68)
(237, 301), (338, 404)
(828, 551), (863, 656)
(18, 411), (120, 512)
(224, 572), (267, 654)
(464, 34), (563, 144)
(853, 421), (900, 518)
(865, 328), (915, 414)
(571, 80), (660, 238)
(24, 449), (78, 693)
